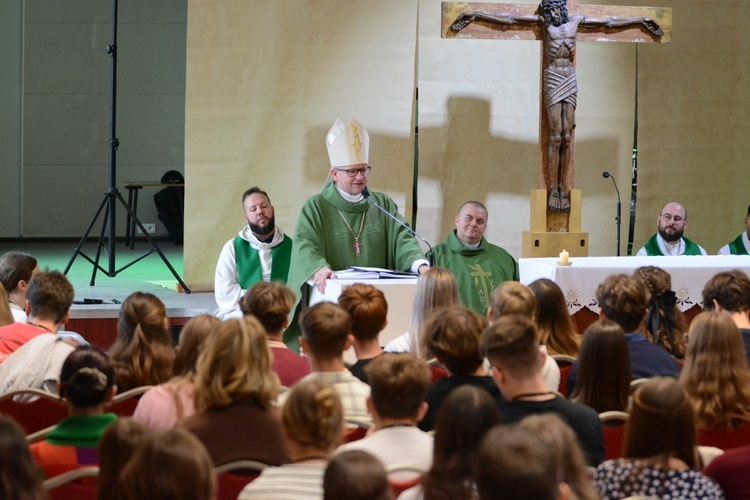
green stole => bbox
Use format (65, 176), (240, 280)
(234, 234), (292, 287)
(643, 234), (703, 256)
(728, 234), (749, 255)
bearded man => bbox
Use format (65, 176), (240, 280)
(636, 201), (706, 256)
(214, 187), (292, 319)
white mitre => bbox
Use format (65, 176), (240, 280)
(326, 118), (369, 167)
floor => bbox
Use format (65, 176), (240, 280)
(0, 239), (217, 319)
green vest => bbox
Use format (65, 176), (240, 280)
(642, 234), (703, 256)
(233, 234), (292, 288)
(728, 234), (749, 255)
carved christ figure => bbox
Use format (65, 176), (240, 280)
(452, 0), (663, 212)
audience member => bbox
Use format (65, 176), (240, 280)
(482, 314), (604, 466)
(593, 377), (724, 499)
(323, 450), (392, 500)
(704, 442), (750, 500)
(120, 426), (216, 500)
(0, 284), (13, 326)
(0, 414), (46, 500)
(181, 317), (288, 466)
(432, 200), (518, 315)
(133, 314), (220, 428)
(337, 283), (388, 383)
(241, 281), (310, 386)
(0, 332), (77, 398)
(0, 251), (39, 323)
(476, 425), (567, 500)
(569, 319), (631, 413)
(567, 273), (680, 394)
(680, 311), (750, 430)
(215, 186), (292, 320)
(293, 302), (371, 426)
(98, 417), (150, 500)
(702, 269), (750, 365)
(418, 306), (498, 431)
(31, 346), (118, 479)
(718, 203), (750, 255)
(337, 354), (433, 477)
(108, 291), (175, 392)
(528, 278), (580, 356)
(518, 414), (599, 500)
(487, 281), (560, 394)
(633, 265), (688, 359)
(636, 201), (707, 256)
(239, 378), (344, 499)
(384, 267), (460, 357)
(400, 385), (501, 500)
(0, 270), (74, 363)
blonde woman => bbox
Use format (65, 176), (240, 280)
(180, 316), (289, 466)
(680, 311), (750, 429)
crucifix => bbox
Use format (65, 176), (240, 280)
(442, 0), (671, 235)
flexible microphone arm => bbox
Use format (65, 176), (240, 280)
(602, 172), (622, 256)
(362, 188), (434, 267)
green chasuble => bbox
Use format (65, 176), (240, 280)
(233, 234), (293, 287)
(642, 234), (703, 256)
(432, 230), (519, 315)
(728, 233), (750, 255)
(285, 182), (426, 349)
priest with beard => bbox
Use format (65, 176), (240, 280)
(636, 201), (707, 256)
(214, 187), (292, 319)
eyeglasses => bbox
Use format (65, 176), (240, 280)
(334, 166), (371, 178)
(660, 213), (684, 224)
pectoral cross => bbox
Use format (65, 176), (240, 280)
(442, 0), (671, 228)
(352, 239), (363, 257)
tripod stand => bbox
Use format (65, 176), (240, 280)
(64, 0), (191, 293)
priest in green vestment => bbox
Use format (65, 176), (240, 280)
(636, 201), (706, 256)
(433, 201), (519, 315)
(718, 204), (750, 255)
(286, 119), (429, 350)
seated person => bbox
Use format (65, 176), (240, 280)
(0, 333), (78, 398)
(215, 187), (292, 320)
(636, 202), (707, 256)
(240, 281), (309, 387)
(337, 283), (388, 383)
(718, 203), (750, 255)
(702, 270), (750, 366)
(336, 353), (433, 478)
(0, 251), (39, 323)
(418, 306), (499, 432)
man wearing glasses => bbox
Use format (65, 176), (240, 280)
(636, 202), (706, 256)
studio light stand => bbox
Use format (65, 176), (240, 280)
(64, 0), (191, 293)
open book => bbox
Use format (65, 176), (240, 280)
(334, 266), (419, 280)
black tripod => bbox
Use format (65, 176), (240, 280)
(64, 0), (191, 293)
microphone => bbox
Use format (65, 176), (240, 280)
(362, 188), (435, 267)
(602, 171), (622, 256)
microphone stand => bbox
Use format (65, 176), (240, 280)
(362, 188), (435, 267)
(602, 172), (621, 256)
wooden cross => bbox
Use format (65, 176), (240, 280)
(442, 0), (671, 228)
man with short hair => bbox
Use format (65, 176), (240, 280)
(336, 353), (433, 476)
(482, 314), (604, 466)
(702, 270), (750, 365)
(215, 186), (292, 320)
(433, 201), (518, 315)
(337, 283), (388, 383)
(636, 201), (706, 256)
(0, 270), (75, 363)
(294, 302), (371, 426)
(567, 274), (680, 394)
(718, 204), (750, 255)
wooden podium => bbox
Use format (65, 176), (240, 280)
(522, 189), (589, 258)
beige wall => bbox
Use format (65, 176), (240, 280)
(186, 0), (748, 288)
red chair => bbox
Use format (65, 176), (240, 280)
(599, 411), (629, 460)
(552, 354), (576, 397)
(427, 358), (448, 383)
(343, 421), (370, 443)
(386, 464), (426, 497)
(43, 466), (99, 500)
(698, 419), (750, 451)
(214, 460), (270, 500)
(106, 385), (153, 417)
(0, 388), (68, 435)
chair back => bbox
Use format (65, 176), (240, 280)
(426, 359), (448, 383)
(552, 354), (576, 397)
(698, 419), (750, 451)
(106, 385), (153, 417)
(343, 419), (371, 444)
(214, 460), (270, 500)
(386, 463), (426, 497)
(43, 466), (99, 500)
(0, 388), (68, 435)
(599, 411), (630, 460)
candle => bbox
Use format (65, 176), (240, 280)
(559, 250), (569, 264)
